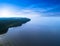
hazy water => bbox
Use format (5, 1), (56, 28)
(0, 17), (60, 46)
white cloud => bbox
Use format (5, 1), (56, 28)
(0, 3), (60, 19)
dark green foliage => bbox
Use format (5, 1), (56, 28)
(0, 17), (30, 34)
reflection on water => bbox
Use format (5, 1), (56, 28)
(0, 17), (60, 46)
(0, 35), (12, 46)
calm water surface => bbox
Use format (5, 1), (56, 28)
(0, 17), (60, 46)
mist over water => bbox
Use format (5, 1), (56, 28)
(0, 17), (60, 46)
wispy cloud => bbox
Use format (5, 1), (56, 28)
(0, 3), (60, 18)
(24, 4), (60, 17)
(13, 4), (60, 18)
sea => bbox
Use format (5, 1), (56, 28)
(0, 17), (60, 46)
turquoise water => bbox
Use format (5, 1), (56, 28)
(0, 17), (60, 46)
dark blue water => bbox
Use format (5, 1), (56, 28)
(0, 17), (60, 46)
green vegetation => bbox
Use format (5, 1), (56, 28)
(0, 17), (30, 34)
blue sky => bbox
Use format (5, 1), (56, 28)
(0, 0), (60, 17)
(0, 0), (60, 8)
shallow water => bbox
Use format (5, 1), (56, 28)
(0, 17), (60, 46)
